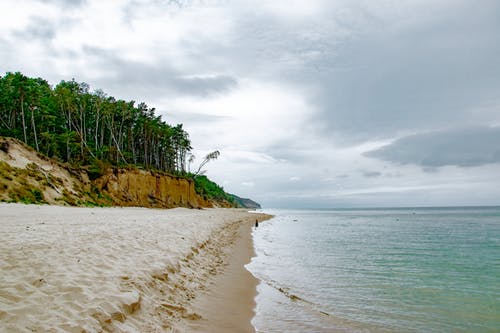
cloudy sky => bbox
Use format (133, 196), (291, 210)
(2, 0), (500, 208)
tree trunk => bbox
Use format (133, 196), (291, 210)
(30, 106), (39, 151)
(20, 94), (27, 143)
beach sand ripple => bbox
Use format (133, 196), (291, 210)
(0, 204), (267, 332)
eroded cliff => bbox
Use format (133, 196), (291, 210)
(0, 137), (221, 208)
(93, 168), (213, 208)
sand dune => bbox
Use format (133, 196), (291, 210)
(0, 204), (269, 332)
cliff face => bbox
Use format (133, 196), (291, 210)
(0, 137), (217, 208)
(93, 169), (213, 208)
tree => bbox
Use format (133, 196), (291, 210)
(192, 150), (220, 177)
(0, 72), (192, 174)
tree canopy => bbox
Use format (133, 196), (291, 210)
(0, 72), (192, 174)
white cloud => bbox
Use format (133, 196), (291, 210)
(1, 0), (499, 207)
(164, 79), (312, 152)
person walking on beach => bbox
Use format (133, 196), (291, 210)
(255, 219), (259, 228)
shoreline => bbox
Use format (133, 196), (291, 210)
(0, 203), (271, 332)
(185, 215), (267, 332)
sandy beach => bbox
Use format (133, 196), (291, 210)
(0, 204), (270, 332)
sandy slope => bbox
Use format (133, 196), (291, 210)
(0, 137), (214, 208)
(0, 204), (269, 332)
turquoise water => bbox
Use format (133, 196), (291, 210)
(248, 207), (500, 332)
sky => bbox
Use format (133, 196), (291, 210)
(1, 0), (499, 208)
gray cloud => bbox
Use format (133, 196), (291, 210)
(3, 0), (500, 208)
(82, 46), (237, 99)
(167, 111), (230, 125)
(299, 1), (500, 143)
(13, 17), (56, 41)
(176, 1), (500, 144)
(365, 126), (500, 167)
(363, 171), (381, 178)
(38, 0), (87, 7)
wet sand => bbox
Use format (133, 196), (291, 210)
(0, 204), (271, 332)
(185, 217), (259, 333)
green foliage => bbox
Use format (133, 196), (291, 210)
(0, 71), (243, 207)
(87, 158), (111, 180)
(10, 186), (45, 205)
(193, 175), (236, 204)
(0, 72), (192, 173)
(30, 188), (44, 202)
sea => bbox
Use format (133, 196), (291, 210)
(247, 207), (500, 332)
